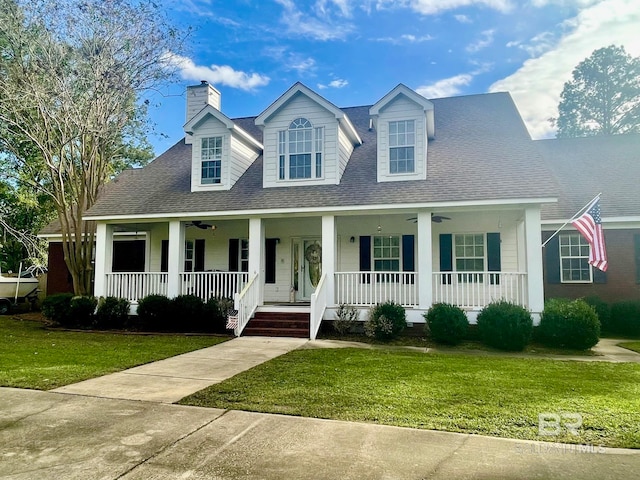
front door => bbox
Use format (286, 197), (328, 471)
(293, 238), (322, 301)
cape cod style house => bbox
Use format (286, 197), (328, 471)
(43, 81), (561, 338)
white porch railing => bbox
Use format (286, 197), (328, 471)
(310, 273), (328, 340)
(432, 272), (528, 309)
(105, 273), (168, 302)
(334, 272), (418, 307)
(180, 272), (249, 301)
(234, 274), (260, 337)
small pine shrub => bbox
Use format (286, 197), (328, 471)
(610, 300), (640, 336)
(364, 301), (406, 341)
(137, 294), (172, 331)
(95, 297), (130, 329)
(69, 296), (98, 328)
(477, 300), (533, 351)
(333, 303), (359, 335)
(170, 295), (205, 332)
(584, 296), (611, 333)
(539, 298), (600, 350)
(42, 293), (74, 326)
(424, 303), (468, 345)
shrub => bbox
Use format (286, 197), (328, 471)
(424, 303), (468, 345)
(364, 301), (406, 341)
(136, 294), (172, 331)
(69, 296), (98, 328)
(477, 300), (533, 351)
(584, 296), (612, 333)
(42, 293), (74, 326)
(333, 304), (359, 335)
(170, 295), (205, 332)
(95, 297), (130, 329)
(203, 297), (234, 333)
(539, 298), (600, 350)
(610, 300), (640, 336)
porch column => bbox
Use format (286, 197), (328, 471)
(417, 211), (433, 309)
(167, 220), (185, 298)
(322, 215), (336, 306)
(248, 217), (265, 305)
(524, 206), (544, 315)
(93, 222), (113, 298)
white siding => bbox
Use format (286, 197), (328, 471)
(376, 95), (427, 183)
(190, 116), (258, 192)
(337, 127), (354, 182)
(262, 94), (340, 188)
(185, 83), (221, 144)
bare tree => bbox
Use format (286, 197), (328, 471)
(0, 0), (185, 294)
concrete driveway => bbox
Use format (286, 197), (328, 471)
(1, 387), (638, 480)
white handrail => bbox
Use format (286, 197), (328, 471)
(105, 272), (168, 301)
(180, 271), (248, 301)
(310, 273), (328, 340)
(334, 271), (418, 307)
(432, 271), (528, 309)
(234, 273), (260, 337)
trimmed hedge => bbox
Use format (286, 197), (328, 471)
(424, 303), (468, 345)
(610, 300), (640, 336)
(69, 296), (98, 328)
(42, 293), (74, 326)
(136, 294), (172, 330)
(477, 300), (533, 351)
(584, 296), (612, 333)
(95, 297), (130, 329)
(364, 301), (406, 341)
(539, 298), (600, 350)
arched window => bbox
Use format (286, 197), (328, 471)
(278, 118), (323, 180)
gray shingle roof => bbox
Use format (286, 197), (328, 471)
(537, 133), (640, 220)
(81, 92), (557, 220)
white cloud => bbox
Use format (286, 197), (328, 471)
(318, 78), (349, 89)
(374, 33), (434, 44)
(165, 53), (270, 91)
(375, 0), (513, 15)
(466, 29), (495, 52)
(490, 0), (640, 139)
(274, 0), (354, 40)
(416, 74), (473, 98)
(454, 14), (472, 22)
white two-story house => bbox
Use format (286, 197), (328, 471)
(44, 81), (558, 338)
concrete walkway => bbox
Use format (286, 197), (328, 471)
(52, 336), (307, 403)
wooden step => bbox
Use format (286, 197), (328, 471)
(243, 311), (310, 338)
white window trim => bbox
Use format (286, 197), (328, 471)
(389, 120), (415, 175)
(278, 118), (324, 181)
(559, 233), (593, 284)
(201, 136), (223, 185)
(372, 234), (402, 272)
(184, 240), (195, 273)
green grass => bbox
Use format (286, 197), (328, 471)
(181, 347), (640, 448)
(619, 341), (640, 353)
(0, 316), (229, 390)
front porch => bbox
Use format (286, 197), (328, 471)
(93, 207), (543, 339)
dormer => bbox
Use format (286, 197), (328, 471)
(184, 82), (263, 192)
(255, 83), (362, 188)
(370, 84), (435, 183)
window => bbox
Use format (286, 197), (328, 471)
(239, 239), (249, 273)
(278, 118), (323, 180)
(373, 236), (400, 272)
(201, 136), (222, 184)
(559, 233), (591, 282)
(184, 240), (194, 272)
(455, 234), (484, 282)
(389, 120), (415, 174)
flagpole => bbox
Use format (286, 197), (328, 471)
(541, 192), (602, 248)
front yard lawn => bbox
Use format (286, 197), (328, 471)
(181, 347), (640, 448)
(0, 316), (228, 390)
(619, 341), (640, 353)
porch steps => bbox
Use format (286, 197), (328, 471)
(243, 311), (310, 338)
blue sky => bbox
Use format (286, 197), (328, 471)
(148, 0), (640, 155)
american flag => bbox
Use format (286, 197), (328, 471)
(571, 198), (608, 272)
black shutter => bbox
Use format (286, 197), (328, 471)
(359, 236), (371, 284)
(160, 240), (169, 273)
(487, 233), (501, 285)
(593, 267), (607, 284)
(544, 235), (561, 284)
(439, 234), (452, 285)
(265, 238), (277, 284)
(635, 234), (640, 284)
(402, 235), (415, 271)
(194, 239), (205, 272)
(228, 239), (239, 272)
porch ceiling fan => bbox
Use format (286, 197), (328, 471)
(186, 220), (215, 230)
(406, 213), (452, 223)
